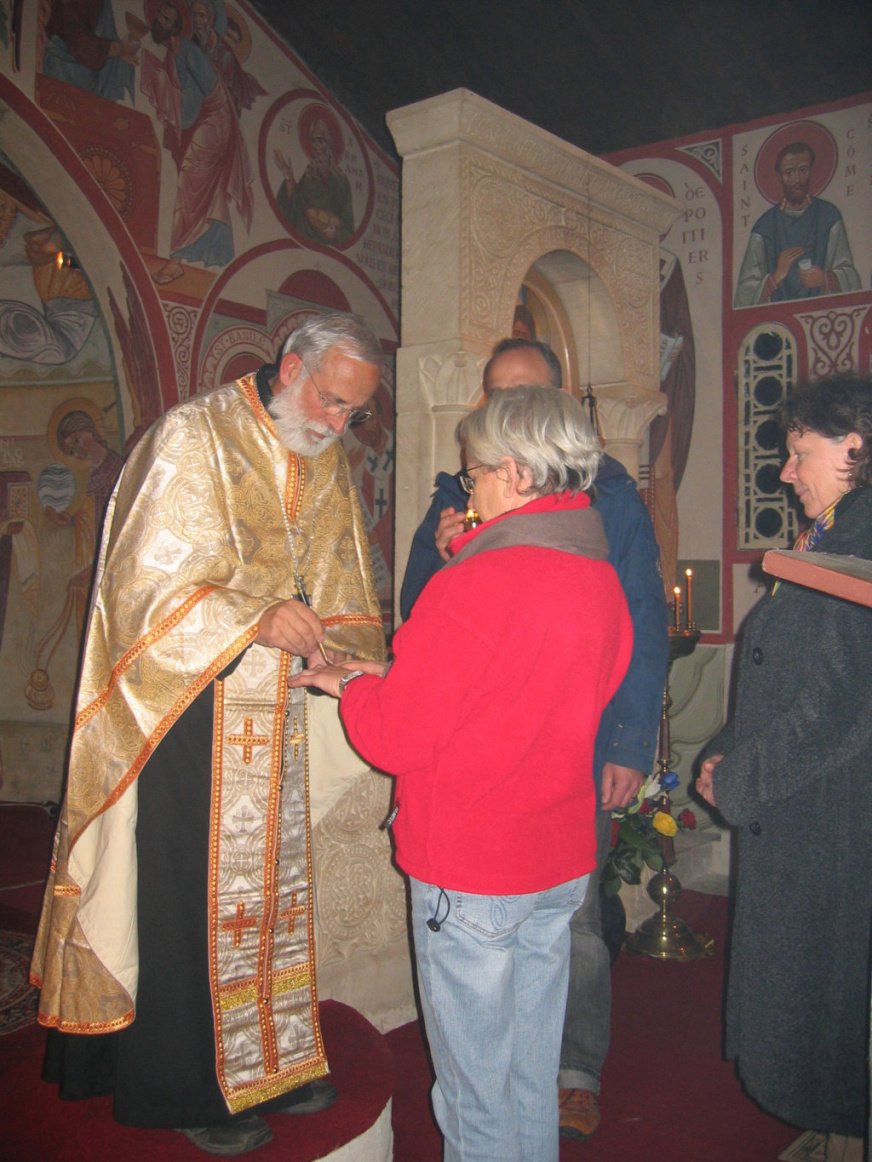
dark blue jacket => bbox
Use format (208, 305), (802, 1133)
(399, 454), (668, 795)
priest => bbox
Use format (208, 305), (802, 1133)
(31, 311), (386, 1156)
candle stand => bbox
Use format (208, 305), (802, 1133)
(624, 624), (715, 961)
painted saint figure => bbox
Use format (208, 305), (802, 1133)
(180, 1), (267, 115)
(275, 114), (355, 246)
(42, 0), (138, 102)
(141, 0), (261, 284)
(734, 141), (860, 307)
(651, 247), (695, 594)
(43, 408), (124, 639)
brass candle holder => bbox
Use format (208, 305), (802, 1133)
(624, 624), (714, 961)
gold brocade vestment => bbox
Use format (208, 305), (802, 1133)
(30, 375), (385, 1113)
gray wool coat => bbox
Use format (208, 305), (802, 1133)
(706, 484), (872, 1138)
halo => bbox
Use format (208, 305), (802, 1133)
(225, 3), (253, 62)
(753, 120), (837, 204)
(47, 397), (104, 462)
(635, 171), (676, 200)
(298, 103), (345, 165)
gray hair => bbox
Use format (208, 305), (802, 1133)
(280, 311), (383, 372)
(459, 386), (602, 496)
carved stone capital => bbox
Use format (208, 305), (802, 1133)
(419, 348), (484, 410)
(595, 384), (668, 480)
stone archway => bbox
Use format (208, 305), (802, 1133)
(387, 88), (681, 618)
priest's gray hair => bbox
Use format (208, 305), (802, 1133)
(280, 312), (384, 372)
(459, 385), (602, 496)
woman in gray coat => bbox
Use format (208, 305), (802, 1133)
(697, 374), (872, 1147)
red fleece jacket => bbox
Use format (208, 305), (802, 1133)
(341, 493), (633, 894)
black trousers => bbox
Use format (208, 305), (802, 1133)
(44, 683), (291, 1128)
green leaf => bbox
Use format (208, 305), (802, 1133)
(643, 849), (666, 871)
(601, 866), (621, 897)
(610, 846), (643, 885)
(622, 827), (653, 852)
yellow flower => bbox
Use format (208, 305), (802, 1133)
(652, 811), (678, 837)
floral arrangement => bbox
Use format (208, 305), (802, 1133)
(601, 769), (697, 897)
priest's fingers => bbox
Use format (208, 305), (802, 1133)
(256, 599), (325, 656)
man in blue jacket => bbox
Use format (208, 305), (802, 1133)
(400, 338), (668, 1139)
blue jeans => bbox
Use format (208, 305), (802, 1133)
(558, 810), (612, 1093)
(410, 874), (588, 1162)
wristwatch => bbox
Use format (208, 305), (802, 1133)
(338, 670), (366, 695)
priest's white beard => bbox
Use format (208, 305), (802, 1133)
(268, 377), (337, 457)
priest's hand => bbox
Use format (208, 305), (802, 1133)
(256, 599), (325, 658)
(600, 763), (644, 811)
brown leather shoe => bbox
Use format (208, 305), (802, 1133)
(277, 1079), (338, 1114)
(176, 1115), (273, 1155)
(559, 1087), (601, 1139)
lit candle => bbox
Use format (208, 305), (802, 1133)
(684, 568), (694, 628)
(673, 586), (681, 630)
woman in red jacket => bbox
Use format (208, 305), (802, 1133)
(290, 386), (632, 1161)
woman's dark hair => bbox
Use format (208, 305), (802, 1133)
(781, 374), (872, 487)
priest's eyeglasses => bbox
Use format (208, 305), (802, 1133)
(459, 465), (487, 494)
(303, 360), (373, 426)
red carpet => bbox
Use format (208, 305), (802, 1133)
(1, 805), (801, 1161)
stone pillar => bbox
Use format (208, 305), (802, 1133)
(596, 386), (669, 482)
(387, 89), (680, 621)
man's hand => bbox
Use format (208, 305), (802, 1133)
(435, 507), (466, 561)
(696, 754), (722, 808)
(256, 599), (325, 657)
(600, 763), (644, 812)
(772, 245), (805, 286)
(798, 264), (827, 290)
(110, 37), (140, 63)
(273, 149), (295, 185)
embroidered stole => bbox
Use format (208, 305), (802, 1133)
(211, 645), (326, 1113)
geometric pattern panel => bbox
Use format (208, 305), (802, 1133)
(737, 325), (799, 549)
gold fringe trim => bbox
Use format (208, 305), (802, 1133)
(224, 1059), (328, 1116)
(218, 965), (312, 1012)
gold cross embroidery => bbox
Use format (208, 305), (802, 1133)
(286, 716), (305, 762)
(221, 901), (259, 948)
(279, 891), (307, 935)
(226, 717), (269, 764)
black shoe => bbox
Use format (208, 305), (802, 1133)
(276, 1079), (338, 1115)
(176, 1116), (273, 1155)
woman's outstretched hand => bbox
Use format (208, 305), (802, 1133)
(287, 658), (388, 699)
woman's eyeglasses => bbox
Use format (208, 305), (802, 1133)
(458, 464), (487, 494)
